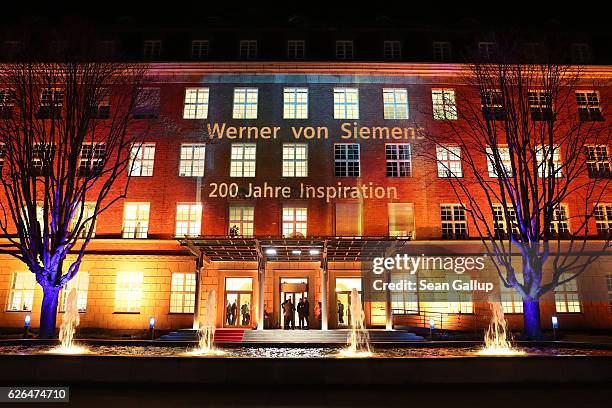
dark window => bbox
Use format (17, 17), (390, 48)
(481, 90), (506, 120)
(133, 88), (160, 119)
(37, 89), (63, 119)
(576, 91), (604, 122)
(528, 91), (553, 121)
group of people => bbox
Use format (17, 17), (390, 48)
(225, 300), (250, 326)
(281, 297), (310, 329)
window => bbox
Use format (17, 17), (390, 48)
(170, 273), (196, 313)
(391, 273), (418, 313)
(90, 88), (110, 119)
(70, 202), (97, 238)
(79, 144), (106, 177)
(522, 42), (542, 62)
(571, 43), (591, 64)
(6, 272), (35, 311)
(383, 41), (401, 60)
(282, 206), (307, 237)
(607, 275), (612, 313)
(486, 146), (512, 177)
(230, 143), (256, 177)
(335, 203), (362, 236)
(38, 88), (63, 119)
(0, 88), (14, 118)
(122, 202), (150, 239)
(576, 91), (603, 121)
(585, 145), (611, 178)
(175, 203), (202, 236)
(478, 42), (497, 61)
(179, 144), (206, 177)
(432, 41), (452, 61)
(129, 143), (156, 177)
(431, 88), (457, 120)
(334, 143), (360, 177)
(528, 90), (553, 121)
(335, 40), (354, 59)
(97, 40), (116, 58)
(287, 40), (305, 59)
(183, 88), (209, 119)
(441, 204), (467, 239)
(481, 89), (505, 120)
(191, 40), (209, 59)
(229, 205), (254, 237)
(500, 276), (523, 314)
(282, 143), (308, 177)
(0, 143), (4, 169)
(555, 273), (581, 313)
(143, 40), (161, 58)
(283, 87), (308, 119)
(436, 145), (462, 177)
(536, 145), (562, 178)
(386, 143), (412, 177)
(60, 272), (90, 312)
(550, 204), (570, 236)
(3, 40), (23, 59)
(239, 40), (257, 60)
(492, 204), (519, 238)
(232, 88), (258, 119)
(388, 203), (415, 238)
(383, 88), (409, 119)
(447, 274), (473, 313)
(133, 88), (160, 119)
(115, 271), (143, 313)
(595, 204), (612, 238)
(32, 143), (55, 176)
(333, 88), (359, 119)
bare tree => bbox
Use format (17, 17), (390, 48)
(418, 38), (611, 338)
(0, 37), (150, 337)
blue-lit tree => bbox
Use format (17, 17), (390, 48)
(422, 39), (611, 338)
(0, 38), (149, 338)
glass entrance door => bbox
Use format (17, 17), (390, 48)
(224, 277), (253, 328)
(279, 278), (308, 329)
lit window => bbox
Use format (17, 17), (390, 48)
(576, 91), (603, 122)
(283, 87), (308, 119)
(335, 202), (362, 236)
(239, 40), (258, 60)
(60, 272), (90, 312)
(478, 42), (497, 61)
(594, 204), (612, 238)
(383, 41), (401, 60)
(536, 145), (562, 178)
(391, 273), (418, 313)
(287, 40), (305, 59)
(133, 88), (160, 119)
(383, 88), (409, 119)
(606, 275), (612, 313)
(38, 88), (63, 119)
(115, 271), (143, 312)
(170, 273), (196, 313)
(282, 206), (307, 237)
(232, 88), (258, 119)
(334, 143), (360, 177)
(500, 276), (523, 314)
(550, 204), (570, 236)
(386, 143), (412, 177)
(447, 274), (473, 313)
(432, 88), (457, 120)
(282, 143), (308, 177)
(481, 89), (505, 120)
(0, 88), (14, 118)
(528, 90), (553, 121)
(492, 204), (519, 239)
(230, 143), (256, 177)
(191, 40), (209, 59)
(436, 145), (462, 177)
(585, 145), (611, 178)
(129, 143), (156, 176)
(486, 146), (512, 177)
(79, 143), (106, 177)
(175, 203), (202, 237)
(441, 204), (467, 239)
(388, 203), (415, 238)
(143, 40), (161, 58)
(70, 202), (97, 238)
(555, 273), (581, 313)
(335, 40), (354, 60)
(432, 41), (452, 61)
(179, 144), (206, 177)
(32, 143), (55, 176)
(0, 143), (5, 169)
(570, 43), (591, 64)
(6, 272), (35, 311)
(183, 88), (209, 119)
(333, 88), (359, 119)
(229, 205), (254, 237)
(122, 202), (150, 239)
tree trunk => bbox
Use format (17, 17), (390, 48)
(522, 300), (542, 339)
(39, 288), (60, 339)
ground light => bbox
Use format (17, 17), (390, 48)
(552, 316), (559, 339)
(149, 317), (155, 340)
(23, 315), (31, 338)
(429, 318), (435, 340)
(265, 248), (276, 256)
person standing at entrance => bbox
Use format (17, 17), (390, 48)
(282, 298), (291, 329)
(337, 300), (345, 324)
(288, 298), (296, 329)
(231, 300), (237, 325)
(303, 297), (310, 329)
(241, 302), (250, 325)
(226, 302), (232, 325)
(297, 298), (305, 329)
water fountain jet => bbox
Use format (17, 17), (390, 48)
(47, 288), (88, 354)
(477, 301), (525, 356)
(189, 289), (225, 356)
(338, 288), (372, 358)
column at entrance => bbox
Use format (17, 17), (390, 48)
(192, 253), (204, 330)
(257, 256), (266, 330)
(321, 256), (328, 331)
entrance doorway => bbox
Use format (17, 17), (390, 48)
(280, 278), (308, 329)
(335, 277), (362, 328)
(224, 277), (253, 328)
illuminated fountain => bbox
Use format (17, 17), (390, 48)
(338, 288), (372, 358)
(190, 289), (225, 356)
(477, 302), (525, 356)
(47, 288), (88, 354)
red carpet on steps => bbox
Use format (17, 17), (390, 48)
(213, 328), (245, 342)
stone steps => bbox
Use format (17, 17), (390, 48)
(158, 328), (245, 342)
